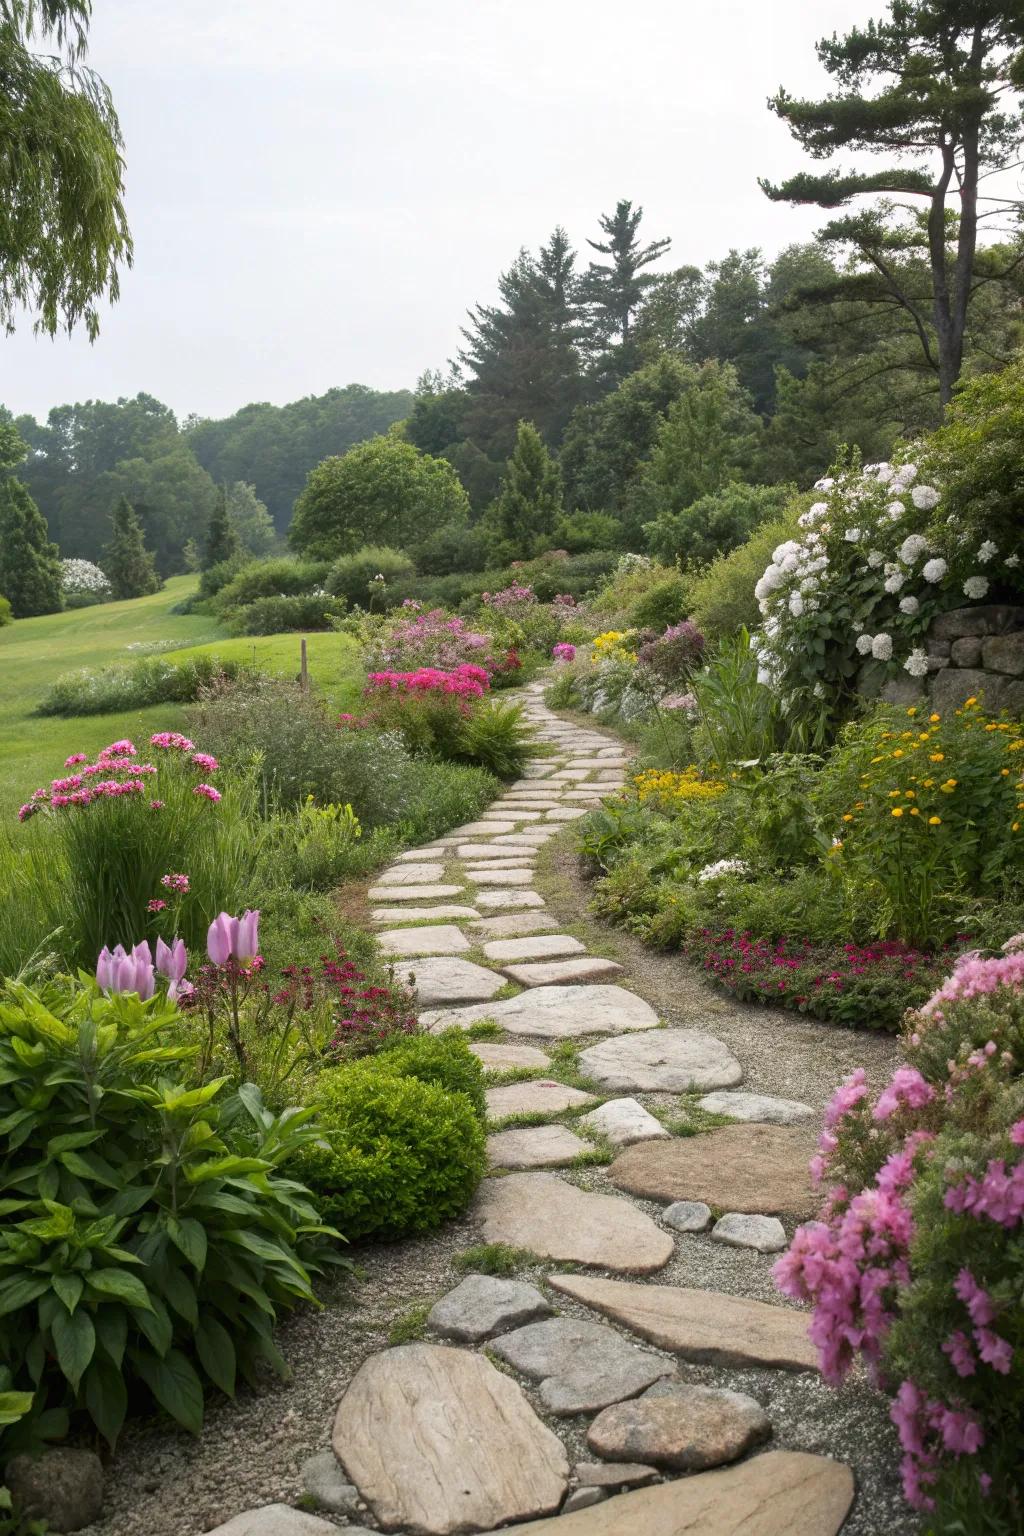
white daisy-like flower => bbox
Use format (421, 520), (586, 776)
(963, 576), (989, 599)
(871, 633), (893, 661)
(899, 534), (928, 565)
(922, 558), (948, 583)
(852, 619), (865, 633)
(1006, 553), (1020, 568)
(899, 595), (920, 616)
(788, 591), (805, 617)
(844, 527), (862, 543)
(855, 633), (874, 655)
(904, 648), (929, 677)
(867, 551), (885, 569)
(884, 571), (905, 593)
(911, 485), (940, 510)
(977, 541), (997, 564)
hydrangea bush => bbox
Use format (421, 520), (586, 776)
(59, 558), (112, 603)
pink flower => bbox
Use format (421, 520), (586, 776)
(941, 1331), (976, 1377)
(193, 783), (222, 803)
(191, 752), (218, 772)
(147, 899), (168, 913)
(160, 872), (190, 894)
(155, 936), (188, 999)
(150, 731), (196, 752)
(149, 799), (165, 810)
(1010, 1120), (1024, 1147)
(207, 909), (260, 967)
(974, 1328), (1012, 1374)
(64, 753), (87, 767)
(954, 1268), (995, 1327)
(874, 1066), (936, 1121)
(552, 642), (577, 663)
(17, 802), (41, 821)
(97, 942), (155, 1001)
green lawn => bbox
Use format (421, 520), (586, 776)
(0, 578), (363, 815)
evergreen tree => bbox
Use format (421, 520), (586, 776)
(487, 421), (563, 560)
(761, 1), (1024, 407)
(204, 486), (242, 569)
(102, 495), (161, 599)
(582, 200), (671, 378)
(0, 476), (63, 617)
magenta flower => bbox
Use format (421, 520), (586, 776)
(874, 1065), (936, 1121)
(160, 872), (190, 894)
(97, 942), (155, 1001)
(155, 936), (188, 999)
(64, 753), (88, 767)
(191, 752), (218, 772)
(147, 899), (168, 913)
(552, 642), (576, 663)
(193, 783), (222, 802)
(206, 909), (260, 967)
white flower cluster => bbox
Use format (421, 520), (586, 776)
(696, 858), (751, 883)
(60, 558), (111, 596)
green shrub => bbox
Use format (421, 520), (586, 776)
(0, 978), (338, 1447)
(552, 511), (624, 554)
(377, 1030), (486, 1121)
(644, 482), (792, 569)
(364, 687), (532, 778)
(629, 573), (692, 632)
(227, 593), (347, 635)
(36, 654), (262, 717)
(0, 596), (11, 627)
(410, 523), (492, 576)
(214, 558), (331, 611)
(327, 546), (415, 608)
(198, 557), (246, 600)
(687, 508), (802, 641)
(514, 549), (619, 602)
(263, 799), (363, 891)
(296, 1066), (486, 1241)
(399, 759), (497, 842)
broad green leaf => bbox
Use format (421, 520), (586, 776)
(0, 1389), (33, 1427)
(0, 1275), (50, 1316)
(53, 1273), (84, 1313)
(86, 1268), (152, 1311)
(83, 1355), (127, 1447)
(195, 1315), (236, 1397)
(166, 1216), (207, 1273)
(59, 1149), (121, 1188)
(184, 1156), (268, 1183)
(160, 1266), (198, 1328)
(132, 1348), (204, 1435)
(94, 1306), (127, 1368)
(52, 1306), (96, 1391)
(132, 1296), (173, 1357)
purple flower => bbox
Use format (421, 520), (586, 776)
(206, 909), (261, 967)
(97, 942), (155, 1001)
(156, 937), (188, 999)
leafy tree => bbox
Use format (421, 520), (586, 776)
(203, 486), (241, 569)
(644, 480), (793, 568)
(225, 480), (276, 556)
(289, 436), (470, 560)
(631, 265), (704, 361)
(0, 0), (131, 337)
(102, 494), (161, 599)
(485, 421), (563, 561)
(761, 1), (1024, 406)
(0, 475), (62, 615)
(96, 441), (217, 574)
(581, 200), (671, 377)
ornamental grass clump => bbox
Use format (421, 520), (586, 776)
(775, 948), (1024, 1528)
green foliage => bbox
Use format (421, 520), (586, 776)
(366, 689), (532, 779)
(101, 496), (161, 601)
(224, 482), (276, 558)
(551, 510), (624, 554)
(628, 572), (691, 632)
(202, 487), (241, 570)
(397, 759), (498, 844)
(97, 441), (218, 576)
(409, 521), (491, 577)
(687, 508), (802, 642)
(486, 421), (563, 561)
(0, 977), (338, 1446)
(689, 632), (800, 765)
(290, 437), (470, 561)
(327, 546), (415, 609)
(580, 198), (671, 377)
(0, 597), (11, 628)
(36, 653), (262, 717)
(296, 1063), (486, 1242)
(377, 1030), (487, 1122)
(507, 549), (619, 603)
(212, 558), (330, 611)
(0, 478), (62, 617)
(259, 799), (362, 892)
(452, 1244), (536, 1276)
(645, 481), (792, 570)
(228, 594), (346, 636)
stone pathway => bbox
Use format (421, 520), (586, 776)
(218, 685), (858, 1535)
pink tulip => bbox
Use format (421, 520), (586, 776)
(98, 942), (155, 1000)
(156, 937), (188, 999)
(235, 909), (260, 964)
(207, 912), (235, 967)
(207, 910), (260, 967)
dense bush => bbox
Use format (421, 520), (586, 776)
(197, 556), (246, 601)
(362, 668), (532, 777)
(514, 548), (619, 602)
(60, 557), (111, 603)
(0, 596), (10, 627)
(227, 593), (347, 635)
(213, 558), (331, 611)
(36, 653), (262, 717)
(409, 522), (491, 576)
(327, 545), (414, 608)
(0, 977), (337, 1445)
(296, 1063), (486, 1241)
(377, 1030), (486, 1121)
(687, 509), (801, 641)
(628, 572), (692, 632)
(644, 481), (793, 569)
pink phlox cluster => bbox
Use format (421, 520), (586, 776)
(64, 753), (88, 767)
(481, 582), (537, 611)
(891, 1379), (985, 1512)
(921, 951), (1024, 1020)
(552, 643), (577, 662)
(191, 752), (218, 772)
(374, 609), (493, 671)
(150, 731), (196, 752)
(193, 783), (221, 802)
(874, 1065), (936, 1121)
(944, 1155), (1024, 1228)
(366, 664), (490, 699)
(160, 873), (190, 894)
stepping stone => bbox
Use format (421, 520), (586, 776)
(471, 913), (558, 938)
(562, 1489), (605, 1513)
(567, 758), (628, 769)
(491, 832), (557, 847)
(475, 889), (546, 910)
(428, 1275), (552, 1343)
(471, 867), (537, 886)
(367, 884), (464, 902)
(457, 843), (538, 860)
(587, 1380), (770, 1471)
(489, 1316), (673, 1415)
(374, 863), (445, 884)
(405, 957), (505, 1008)
(377, 925), (470, 958)
(545, 806), (589, 821)
(578, 1097), (668, 1147)
(488, 1124), (589, 1168)
(451, 819), (517, 837)
(482, 809), (544, 822)
(474, 1173), (673, 1275)
(206, 1508), (352, 1535)
(372, 905), (480, 924)
(712, 1213), (788, 1253)
(698, 1090), (814, 1125)
(579, 1030), (742, 1092)
(501, 956), (623, 988)
(662, 1200), (712, 1233)
(609, 1125), (817, 1220)
(422, 984), (658, 1038)
(486, 1079), (596, 1119)
(549, 769), (591, 781)
(483, 935), (585, 963)
(510, 1452), (853, 1536)
(575, 1462), (658, 1490)
(547, 1275), (819, 1371)
(299, 1451), (360, 1516)
(333, 1344), (568, 1535)
(498, 798), (563, 809)
(470, 1041), (551, 1070)
(465, 862), (537, 877)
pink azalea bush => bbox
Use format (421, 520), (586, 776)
(776, 947), (1024, 1526)
(367, 606), (493, 671)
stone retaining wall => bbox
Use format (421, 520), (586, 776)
(872, 604), (1024, 713)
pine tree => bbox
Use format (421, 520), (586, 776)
(203, 486), (242, 569)
(102, 495), (161, 599)
(488, 421), (563, 560)
(582, 200), (671, 379)
(0, 477), (63, 617)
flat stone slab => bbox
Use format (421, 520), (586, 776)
(428, 1275), (552, 1343)
(377, 925), (471, 958)
(488, 1124), (590, 1169)
(483, 935), (585, 963)
(587, 1380), (770, 1470)
(575, 1462), (659, 1490)
(503, 957), (624, 987)
(698, 1091), (814, 1126)
(712, 1214), (788, 1253)
(579, 1031), (742, 1093)
(481, 809), (544, 822)
(486, 1079), (596, 1119)
(475, 889), (546, 910)
(457, 843), (538, 861)
(470, 1041), (551, 1070)
(367, 884), (464, 902)
(663, 1200), (712, 1233)
(472, 913), (559, 938)
(474, 1173), (673, 1275)
(491, 832), (557, 847)
(299, 1451), (360, 1517)
(578, 1097), (669, 1147)
(206, 1509), (348, 1535)
(372, 905), (480, 924)
(374, 864), (446, 885)
(489, 1316), (673, 1415)
(422, 984), (658, 1038)
(451, 820), (517, 837)
(405, 957), (505, 1008)
(547, 1275), (819, 1371)
(609, 1125), (817, 1220)
(545, 806), (590, 821)
(333, 1343), (568, 1534)
(471, 867), (537, 886)
(510, 1452), (854, 1536)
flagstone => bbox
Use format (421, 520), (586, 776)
(456, 843), (538, 860)
(427, 1275), (552, 1343)
(471, 912), (559, 938)
(374, 863), (446, 884)
(578, 1097), (669, 1147)
(404, 957), (505, 1008)
(470, 1041), (551, 1070)
(474, 1172), (673, 1275)
(545, 806), (590, 821)
(488, 1316), (673, 1415)
(578, 1030), (742, 1092)
(483, 934), (585, 963)
(206, 1506), (351, 1535)
(470, 867), (537, 886)
(371, 905), (480, 924)
(367, 883), (464, 902)
(698, 1090), (815, 1126)
(475, 889), (546, 910)
(487, 1123), (589, 1169)
(502, 956), (623, 986)
(586, 1380), (770, 1470)
(377, 925), (471, 958)
(609, 1125), (817, 1219)
(486, 1079), (596, 1119)
(449, 819), (517, 838)
(421, 983), (658, 1037)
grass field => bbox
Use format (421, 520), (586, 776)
(0, 577), (363, 815)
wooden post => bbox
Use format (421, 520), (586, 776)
(300, 637), (309, 693)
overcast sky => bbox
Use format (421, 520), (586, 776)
(4, 0), (886, 423)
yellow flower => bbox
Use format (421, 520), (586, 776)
(842, 813), (854, 823)
(904, 790), (916, 798)
(906, 708), (917, 717)
(929, 753), (945, 762)
(891, 807), (904, 817)
(965, 696), (978, 707)
(892, 749), (905, 758)
(910, 807), (920, 816)
(929, 713), (940, 723)
(888, 789), (901, 798)
(928, 816), (941, 826)
(1001, 768), (1010, 776)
